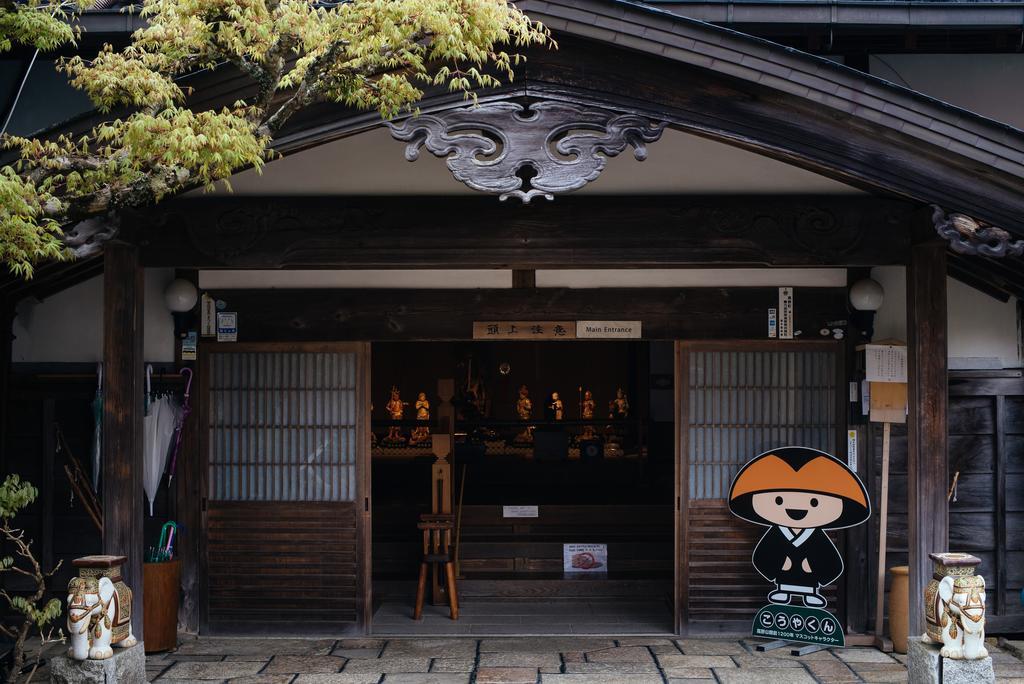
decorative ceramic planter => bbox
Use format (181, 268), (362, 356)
(72, 555), (135, 646)
(924, 552), (980, 642)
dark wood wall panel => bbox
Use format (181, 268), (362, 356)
(206, 501), (359, 633)
(869, 374), (1024, 633)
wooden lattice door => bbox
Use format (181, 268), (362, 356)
(200, 343), (370, 634)
(676, 341), (840, 632)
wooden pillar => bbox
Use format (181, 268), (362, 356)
(102, 242), (145, 639)
(906, 240), (948, 636)
(0, 301), (13, 473)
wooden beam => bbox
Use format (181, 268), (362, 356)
(205, 287), (847, 341)
(906, 240), (948, 636)
(102, 242), (145, 639)
(137, 196), (914, 269)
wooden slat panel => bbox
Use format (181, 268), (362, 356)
(206, 501), (358, 631)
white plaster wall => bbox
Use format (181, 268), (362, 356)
(870, 266), (1021, 369)
(12, 269), (177, 363)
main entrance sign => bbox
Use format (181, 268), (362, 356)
(728, 446), (871, 647)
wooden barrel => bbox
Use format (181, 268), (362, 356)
(143, 560), (180, 653)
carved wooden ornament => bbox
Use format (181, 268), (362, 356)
(388, 101), (667, 202)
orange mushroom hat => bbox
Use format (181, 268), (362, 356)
(728, 446), (871, 529)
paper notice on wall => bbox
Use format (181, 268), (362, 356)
(216, 312), (238, 342)
(778, 287), (794, 339)
(564, 544), (607, 574)
(865, 344), (908, 383)
(846, 430), (858, 471)
(503, 505), (539, 518)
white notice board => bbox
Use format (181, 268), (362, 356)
(865, 344), (907, 383)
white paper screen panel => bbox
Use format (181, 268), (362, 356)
(208, 351), (357, 501)
(687, 349), (836, 499)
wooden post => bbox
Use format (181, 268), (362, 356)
(906, 240), (948, 636)
(102, 242), (145, 639)
(874, 422), (891, 640)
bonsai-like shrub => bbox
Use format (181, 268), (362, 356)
(0, 475), (63, 683)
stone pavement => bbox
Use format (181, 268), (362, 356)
(132, 634), (1008, 684)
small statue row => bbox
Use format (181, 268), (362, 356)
(514, 385), (629, 444)
(382, 386), (431, 446)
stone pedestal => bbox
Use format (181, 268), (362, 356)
(907, 636), (995, 684)
(49, 643), (146, 684)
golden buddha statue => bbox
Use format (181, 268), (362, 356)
(581, 390), (596, 440)
(613, 387), (630, 419)
(410, 392), (431, 445)
(549, 392), (564, 421)
(514, 384), (533, 443)
(383, 386), (407, 445)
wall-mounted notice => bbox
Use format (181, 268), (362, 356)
(216, 311), (238, 342)
(768, 308), (778, 338)
(503, 505), (539, 518)
(576, 321), (642, 339)
(201, 293), (217, 337)
(779, 287), (794, 339)
(564, 543), (607, 573)
(847, 430), (858, 471)
(181, 331), (198, 361)
(865, 344), (908, 383)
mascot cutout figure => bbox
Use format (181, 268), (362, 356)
(728, 446), (870, 647)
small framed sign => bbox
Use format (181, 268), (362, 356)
(216, 312), (238, 342)
(473, 321), (575, 340)
(502, 505), (539, 518)
(576, 321), (642, 339)
(564, 543), (607, 573)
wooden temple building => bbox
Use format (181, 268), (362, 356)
(1, 0), (1023, 642)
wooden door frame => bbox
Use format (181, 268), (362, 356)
(674, 339), (842, 635)
(198, 341), (372, 634)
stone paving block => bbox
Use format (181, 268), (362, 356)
(264, 655), (346, 673)
(561, 652), (584, 663)
(342, 657), (431, 673)
(994, 663), (1024, 677)
(338, 639), (385, 650)
(383, 639), (477, 659)
(293, 675), (385, 684)
(835, 647), (899, 663)
(713, 667), (818, 684)
(224, 655), (274, 662)
(675, 639), (747, 655)
(381, 675), (471, 684)
(730, 655), (802, 668)
(583, 646), (655, 663)
(480, 638), (614, 653)
(856, 671), (908, 683)
(430, 658), (476, 672)
(661, 668), (714, 680)
(650, 644), (682, 655)
(474, 666), (540, 684)
(540, 675), (663, 684)
(479, 652), (561, 668)
(615, 637), (675, 647)
(563, 661), (659, 674)
(803, 659), (859, 682)
(160, 661), (267, 679)
(165, 655), (228, 662)
(176, 639), (335, 657)
(658, 654), (737, 669)
(226, 677), (296, 684)
(666, 680), (716, 683)
(332, 649), (382, 660)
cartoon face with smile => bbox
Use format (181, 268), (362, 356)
(750, 491), (845, 529)
(729, 447), (870, 609)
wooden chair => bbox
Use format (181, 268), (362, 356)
(413, 513), (459, 620)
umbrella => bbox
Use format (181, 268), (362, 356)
(166, 368), (193, 486)
(90, 363), (102, 492)
(143, 366), (182, 516)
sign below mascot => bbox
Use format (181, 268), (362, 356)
(728, 446), (870, 648)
